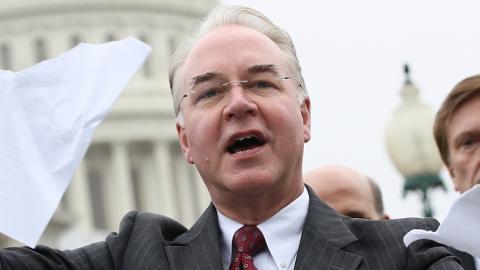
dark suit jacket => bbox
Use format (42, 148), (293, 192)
(0, 187), (462, 269)
(452, 249), (476, 270)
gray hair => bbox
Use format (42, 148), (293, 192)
(169, 5), (308, 125)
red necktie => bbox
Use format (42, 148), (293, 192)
(229, 225), (266, 270)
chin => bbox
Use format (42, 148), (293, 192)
(227, 172), (275, 194)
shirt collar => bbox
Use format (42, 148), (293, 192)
(217, 186), (309, 268)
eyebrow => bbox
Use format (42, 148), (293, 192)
(247, 64), (280, 76)
(188, 64), (281, 87)
(453, 131), (480, 148)
(189, 72), (220, 88)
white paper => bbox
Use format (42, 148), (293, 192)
(404, 185), (480, 258)
(0, 37), (151, 247)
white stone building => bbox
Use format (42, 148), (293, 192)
(0, 0), (216, 248)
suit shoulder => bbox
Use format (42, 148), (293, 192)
(345, 216), (439, 243)
(107, 211), (188, 244)
(346, 216), (439, 231)
(385, 217), (439, 233)
(341, 217), (461, 269)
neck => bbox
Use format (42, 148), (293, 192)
(213, 181), (304, 225)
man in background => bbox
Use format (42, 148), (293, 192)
(304, 165), (389, 220)
(432, 74), (480, 270)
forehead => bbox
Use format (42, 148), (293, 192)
(447, 95), (480, 142)
(323, 186), (375, 217)
(182, 25), (287, 81)
(312, 173), (373, 206)
(323, 181), (372, 202)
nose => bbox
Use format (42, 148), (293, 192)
(222, 86), (258, 120)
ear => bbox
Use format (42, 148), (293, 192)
(301, 97), (311, 143)
(176, 123), (194, 164)
(447, 165), (459, 191)
(448, 165), (455, 178)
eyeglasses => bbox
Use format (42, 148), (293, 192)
(176, 74), (302, 115)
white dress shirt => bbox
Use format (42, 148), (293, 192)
(218, 187), (309, 270)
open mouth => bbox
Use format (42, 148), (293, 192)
(227, 135), (266, 154)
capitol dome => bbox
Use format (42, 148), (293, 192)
(0, 0), (217, 248)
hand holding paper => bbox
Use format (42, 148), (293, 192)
(0, 37), (151, 247)
(404, 185), (480, 258)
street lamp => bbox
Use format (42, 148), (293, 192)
(385, 64), (446, 217)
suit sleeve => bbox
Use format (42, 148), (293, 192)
(0, 211), (139, 270)
(450, 249), (476, 270)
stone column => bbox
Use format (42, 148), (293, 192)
(11, 35), (36, 70)
(107, 142), (135, 230)
(153, 141), (177, 219)
(67, 161), (94, 230)
(194, 170), (211, 211)
(47, 30), (70, 59)
(82, 28), (106, 44)
(137, 154), (161, 213)
(174, 155), (196, 226)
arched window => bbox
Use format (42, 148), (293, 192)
(138, 34), (152, 78)
(34, 38), (47, 62)
(71, 35), (81, 48)
(131, 166), (142, 210)
(85, 143), (110, 230)
(168, 35), (177, 56)
(87, 168), (108, 230)
(1, 44), (11, 69)
(105, 33), (115, 42)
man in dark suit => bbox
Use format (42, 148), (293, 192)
(432, 74), (480, 270)
(0, 5), (463, 269)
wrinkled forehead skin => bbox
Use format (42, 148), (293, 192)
(181, 25), (291, 97)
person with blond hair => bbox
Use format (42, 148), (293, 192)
(430, 74), (480, 270)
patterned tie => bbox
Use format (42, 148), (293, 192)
(229, 225), (266, 270)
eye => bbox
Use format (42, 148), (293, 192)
(254, 80), (274, 88)
(196, 87), (221, 101)
(248, 79), (277, 92)
(458, 136), (479, 150)
(462, 138), (477, 147)
(203, 89), (218, 98)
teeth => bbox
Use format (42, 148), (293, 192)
(227, 134), (263, 154)
(236, 135), (256, 142)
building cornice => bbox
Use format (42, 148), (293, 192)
(0, 1), (210, 21)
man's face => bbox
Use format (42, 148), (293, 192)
(318, 183), (382, 220)
(447, 95), (480, 193)
(305, 168), (384, 220)
(176, 25), (310, 206)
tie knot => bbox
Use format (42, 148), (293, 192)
(232, 225), (266, 256)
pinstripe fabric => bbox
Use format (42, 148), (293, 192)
(451, 249), (476, 270)
(294, 186), (463, 270)
(0, 186), (464, 269)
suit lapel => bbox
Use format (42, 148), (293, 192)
(294, 186), (363, 270)
(164, 204), (224, 270)
(164, 186), (363, 270)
